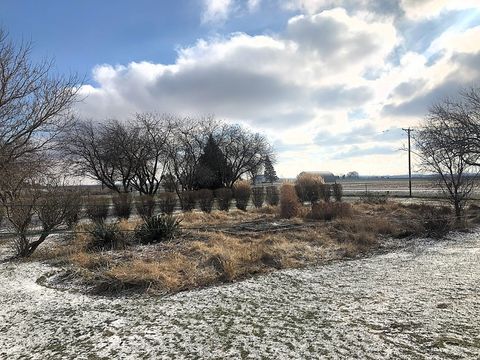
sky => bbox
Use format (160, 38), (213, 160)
(1, 0), (480, 177)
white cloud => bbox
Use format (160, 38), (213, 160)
(247, 0), (261, 11)
(201, 0), (233, 24)
(77, 5), (480, 176)
(400, 0), (480, 20)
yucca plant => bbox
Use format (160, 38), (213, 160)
(135, 215), (181, 244)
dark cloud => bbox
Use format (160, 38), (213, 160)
(392, 79), (427, 98)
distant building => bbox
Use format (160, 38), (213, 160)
(298, 171), (337, 183)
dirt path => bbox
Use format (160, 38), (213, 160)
(1, 232), (479, 359)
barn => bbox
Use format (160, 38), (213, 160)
(298, 171), (337, 183)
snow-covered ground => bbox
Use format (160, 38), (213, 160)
(0, 233), (479, 359)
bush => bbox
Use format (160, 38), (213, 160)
(158, 192), (177, 215)
(421, 206), (453, 238)
(234, 181), (252, 211)
(266, 186), (280, 206)
(197, 189), (214, 213)
(215, 188), (233, 211)
(87, 222), (126, 251)
(112, 193), (133, 220)
(308, 201), (352, 221)
(180, 191), (197, 212)
(280, 184), (301, 218)
(319, 184), (331, 202)
(135, 215), (181, 244)
(86, 196), (110, 223)
(332, 183), (343, 202)
(135, 195), (156, 220)
(295, 173), (324, 203)
(63, 191), (83, 229)
(251, 187), (265, 208)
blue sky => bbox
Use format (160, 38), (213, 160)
(1, 0), (480, 176)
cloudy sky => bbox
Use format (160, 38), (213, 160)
(2, 0), (480, 176)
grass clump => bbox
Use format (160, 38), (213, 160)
(197, 189), (214, 213)
(135, 195), (156, 220)
(158, 192), (177, 215)
(112, 193), (133, 220)
(280, 183), (301, 219)
(180, 191), (197, 212)
(85, 196), (110, 223)
(234, 181), (251, 211)
(295, 173), (324, 203)
(135, 215), (181, 244)
(332, 183), (343, 202)
(215, 187), (233, 211)
(87, 222), (126, 251)
(308, 201), (352, 221)
(251, 187), (265, 208)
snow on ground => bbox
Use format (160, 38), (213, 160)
(0, 233), (479, 359)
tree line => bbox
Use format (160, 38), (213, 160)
(62, 114), (277, 198)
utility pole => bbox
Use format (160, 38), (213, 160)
(402, 128), (413, 197)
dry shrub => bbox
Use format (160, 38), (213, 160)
(265, 185), (279, 206)
(215, 187), (233, 211)
(180, 191), (197, 212)
(86, 196), (110, 223)
(295, 173), (324, 203)
(319, 184), (332, 202)
(280, 183), (301, 219)
(234, 180), (251, 211)
(135, 195), (156, 220)
(112, 193), (133, 220)
(197, 189), (214, 213)
(158, 192), (177, 215)
(332, 183), (343, 202)
(308, 201), (352, 221)
(251, 187), (265, 208)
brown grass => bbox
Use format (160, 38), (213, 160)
(36, 200), (459, 295)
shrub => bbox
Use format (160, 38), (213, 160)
(158, 192), (177, 215)
(421, 206), (453, 238)
(180, 191), (197, 212)
(251, 187), (265, 208)
(86, 196), (110, 223)
(63, 191), (83, 229)
(234, 181), (252, 211)
(135, 195), (156, 220)
(197, 189), (214, 213)
(308, 201), (352, 221)
(112, 193), (133, 220)
(332, 183), (343, 202)
(135, 215), (181, 244)
(280, 184), (301, 218)
(215, 187), (233, 211)
(295, 173), (324, 203)
(319, 184), (331, 202)
(87, 222), (125, 251)
(266, 185), (280, 206)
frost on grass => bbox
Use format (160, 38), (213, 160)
(0, 232), (479, 359)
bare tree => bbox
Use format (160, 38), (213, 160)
(0, 29), (79, 167)
(414, 92), (480, 220)
(130, 113), (174, 195)
(63, 119), (136, 193)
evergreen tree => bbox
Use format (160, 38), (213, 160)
(263, 156), (278, 183)
(194, 134), (231, 189)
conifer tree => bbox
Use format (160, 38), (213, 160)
(194, 134), (231, 189)
(263, 155), (278, 183)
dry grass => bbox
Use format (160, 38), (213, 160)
(36, 200), (458, 295)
